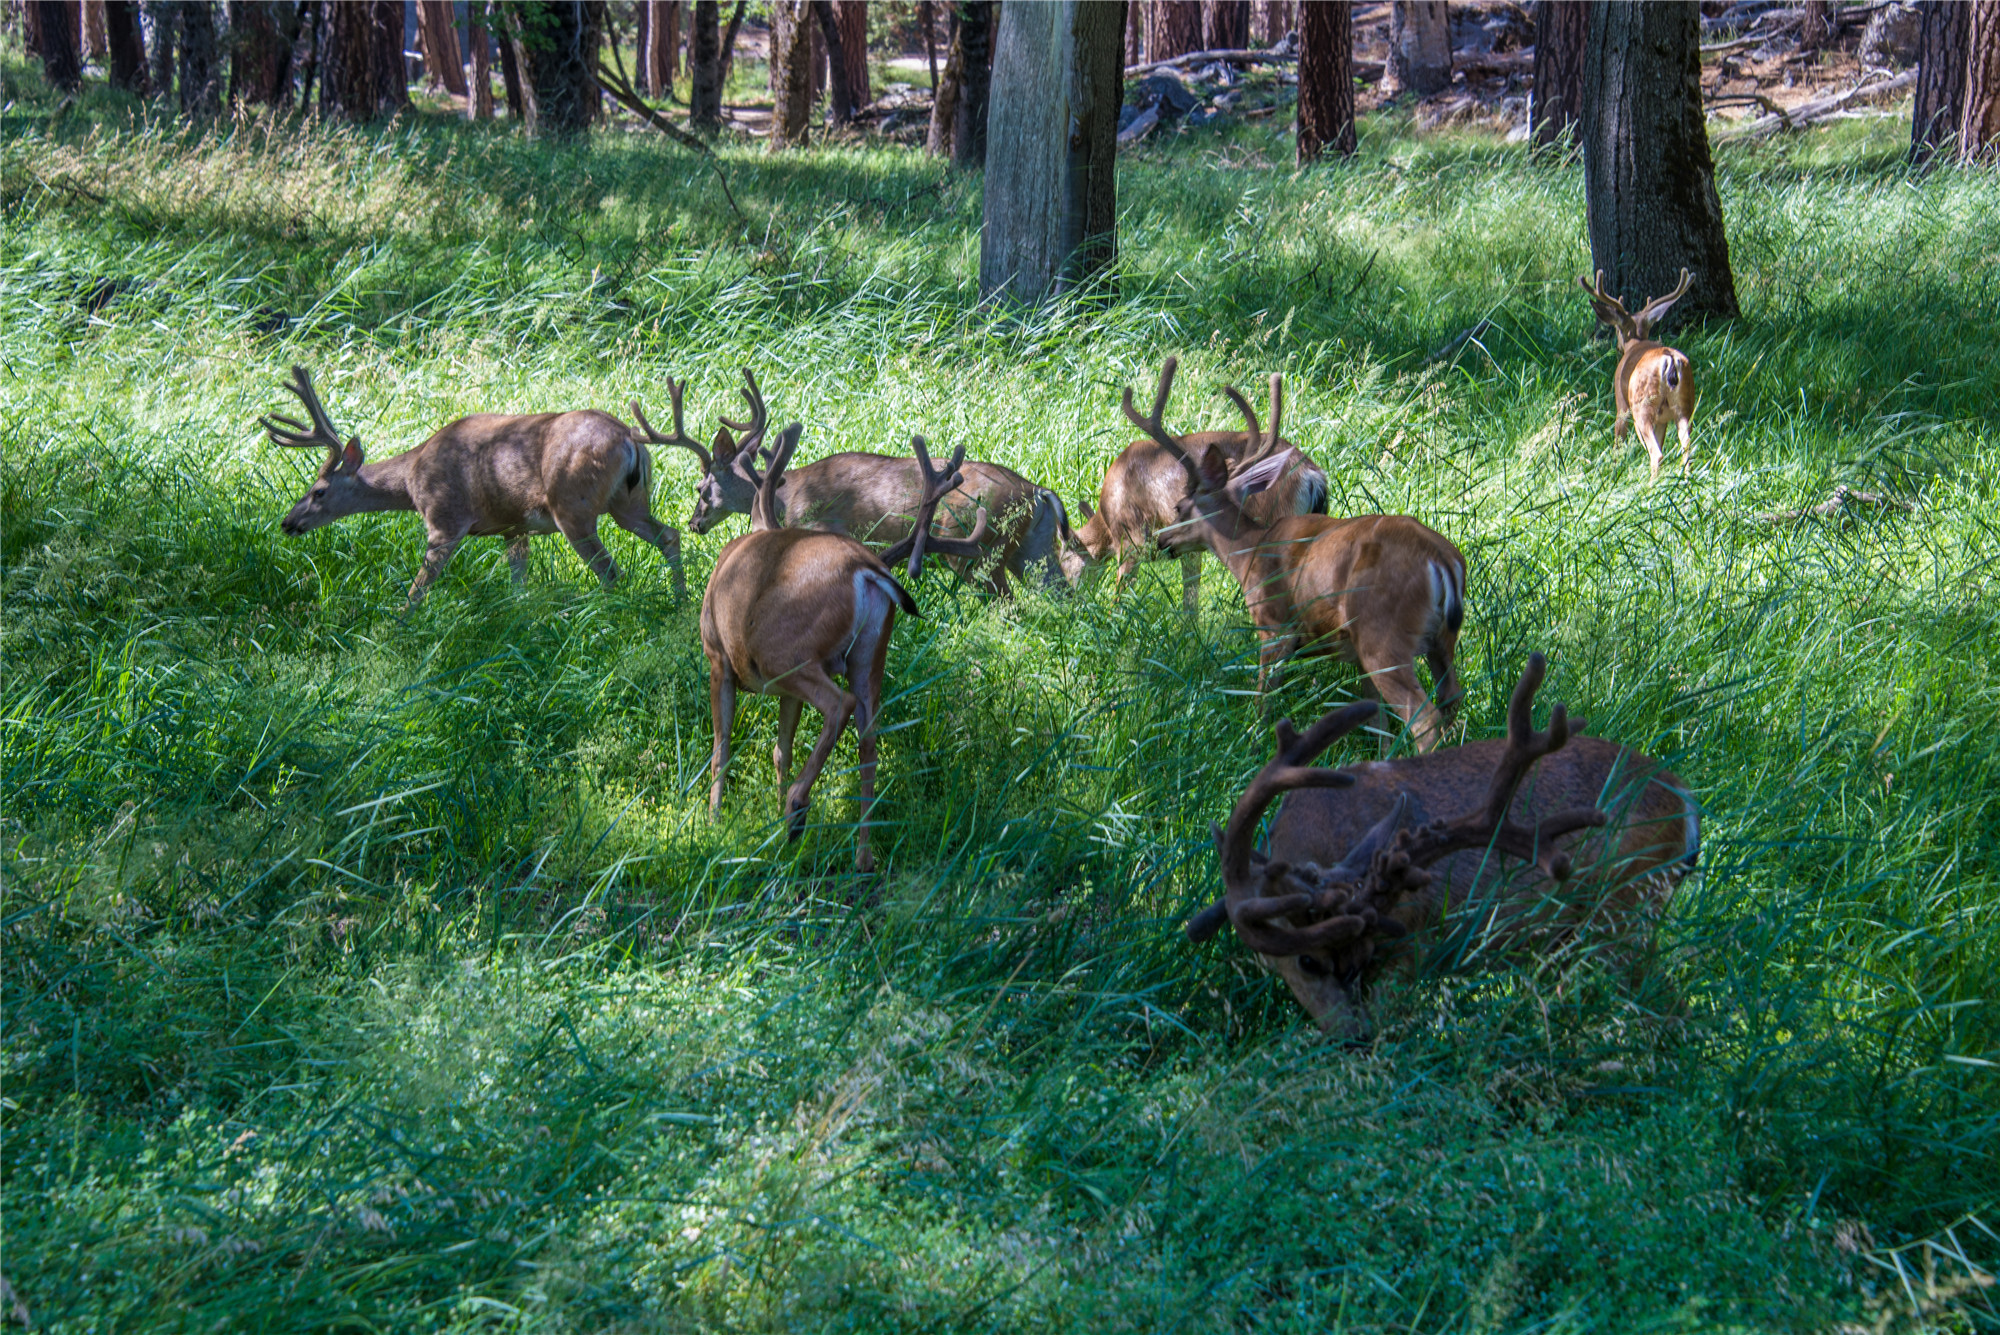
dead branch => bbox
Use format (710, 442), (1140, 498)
(1721, 68), (1917, 138)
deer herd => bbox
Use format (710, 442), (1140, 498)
(259, 272), (1703, 1039)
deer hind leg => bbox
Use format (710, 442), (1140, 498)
(1427, 643), (1464, 737)
(1633, 405), (1665, 483)
(407, 523), (470, 604)
(1365, 658), (1445, 754)
(1256, 631), (1299, 702)
(1676, 412), (1694, 475)
(555, 513), (622, 589)
(842, 589), (898, 874)
(505, 535), (532, 585)
(609, 494), (686, 599)
(774, 696), (802, 788)
(776, 664), (856, 846)
(708, 663), (738, 812)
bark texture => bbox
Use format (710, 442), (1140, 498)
(928, 5), (964, 153)
(1912, 0), (1971, 163)
(1582, 0), (1738, 329)
(470, 9), (493, 116)
(810, 0), (856, 122)
(513, 1), (601, 139)
(1205, 0), (1249, 50)
(1295, 0), (1354, 164)
(1798, 0), (1830, 52)
(1532, 0), (1588, 150)
(719, 0), (746, 85)
(417, 0), (468, 95)
(836, 0), (869, 112)
(34, 0), (82, 89)
(980, 0), (1125, 304)
(1151, 0), (1201, 59)
(495, 3), (526, 116)
(1260, 0), (1293, 44)
(951, 0), (994, 168)
(84, 0), (107, 59)
(641, 0), (675, 94)
(322, 0), (406, 121)
(144, 0), (176, 96)
(229, 0), (294, 106)
(106, 0), (147, 92)
(1387, 0), (1450, 96)
(178, 0), (221, 115)
(1963, 0), (2000, 161)
(690, 0), (722, 129)
(768, 0), (814, 146)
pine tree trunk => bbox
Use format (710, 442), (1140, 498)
(178, 0), (220, 114)
(106, 0), (145, 92)
(927, 5), (963, 154)
(720, 0), (746, 85)
(1798, 0), (1830, 52)
(1206, 0), (1248, 50)
(952, 0), (994, 168)
(980, 0), (1125, 303)
(470, 9), (493, 116)
(83, 0), (107, 60)
(1259, 0), (1292, 44)
(689, 0), (722, 129)
(1386, 0), (1449, 97)
(1296, 0), (1353, 164)
(229, 0), (294, 106)
(922, 0), (940, 87)
(417, 0), (467, 95)
(640, 0), (668, 93)
(1582, 0), (1738, 330)
(768, 0), (813, 145)
(513, 1), (600, 138)
(1531, 0), (1588, 150)
(1912, 0), (1972, 163)
(494, 2), (525, 117)
(1154, 0), (1199, 58)
(836, 0), (868, 111)
(1960, 0), (2000, 161)
(810, 0), (854, 122)
(323, 0), (406, 121)
(143, 0), (175, 96)
(33, 0), (81, 89)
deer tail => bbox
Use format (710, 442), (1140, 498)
(1662, 353), (1685, 393)
(1427, 559), (1465, 637)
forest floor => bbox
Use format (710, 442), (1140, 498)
(4, 51), (2000, 1335)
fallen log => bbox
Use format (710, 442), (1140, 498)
(1124, 45), (1292, 77)
(1720, 67), (1916, 137)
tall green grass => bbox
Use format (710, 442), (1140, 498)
(4, 63), (1998, 1332)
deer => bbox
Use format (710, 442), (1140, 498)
(647, 369), (1082, 594)
(1119, 357), (1466, 752)
(700, 416), (988, 873)
(262, 366), (685, 603)
(1579, 268), (1698, 482)
(1188, 653), (1700, 1040)
(1073, 366), (1330, 612)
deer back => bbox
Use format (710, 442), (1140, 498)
(396, 411), (646, 536)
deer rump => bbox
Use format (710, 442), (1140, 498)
(774, 453), (1075, 589)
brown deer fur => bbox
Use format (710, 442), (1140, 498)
(263, 367), (684, 603)
(1580, 269), (1698, 482)
(1121, 359), (1465, 751)
(667, 370), (1082, 593)
(1190, 654), (1698, 1038)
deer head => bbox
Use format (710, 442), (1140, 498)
(681, 368), (772, 534)
(1121, 357), (1292, 543)
(1578, 269), (1692, 347)
(263, 366), (371, 536)
(1194, 654), (1609, 1036)
(880, 434), (992, 578)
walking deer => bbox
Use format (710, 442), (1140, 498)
(1074, 367), (1329, 611)
(650, 369), (1081, 593)
(1188, 653), (1699, 1039)
(262, 366), (685, 602)
(700, 420), (986, 873)
(1579, 269), (1698, 482)
(1121, 358), (1465, 751)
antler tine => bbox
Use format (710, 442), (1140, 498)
(1577, 268), (1624, 311)
(749, 422), (802, 532)
(880, 434), (991, 578)
(1651, 267), (1693, 307)
(717, 368), (770, 456)
(1121, 356), (1201, 487)
(628, 377), (713, 473)
(261, 365), (347, 455)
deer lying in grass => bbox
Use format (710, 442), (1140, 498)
(1121, 358), (1465, 751)
(1075, 365), (1329, 611)
(263, 366), (684, 602)
(1189, 653), (1699, 1039)
(701, 419), (987, 873)
(1579, 269), (1698, 482)
(647, 369), (1080, 593)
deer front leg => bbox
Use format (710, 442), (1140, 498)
(774, 696), (802, 788)
(777, 665), (856, 845)
(1180, 551), (1202, 614)
(1256, 631), (1298, 700)
(708, 663), (738, 812)
(556, 514), (622, 588)
(506, 535), (532, 585)
(407, 524), (470, 603)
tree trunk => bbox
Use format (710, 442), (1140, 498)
(1582, 0), (1738, 330)
(143, 0), (175, 96)
(1960, 1), (2000, 161)
(469, 9), (493, 116)
(33, 0), (81, 89)
(980, 0), (1125, 304)
(1296, 0), (1353, 164)
(921, 0), (939, 88)
(106, 0), (146, 92)
(514, 0), (601, 138)
(640, 0), (669, 93)
(1153, 0), (1200, 58)
(323, 0), (406, 121)
(836, 0), (868, 110)
(810, 0), (855, 122)
(493, 3), (525, 117)
(1124, 0), (1141, 65)
(1531, 0), (1588, 150)
(719, 0), (746, 85)
(229, 0), (294, 106)
(928, 6), (963, 154)
(83, 0), (107, 60)
(417, 0), (467, 95)
(1259, 0), (1293, 44)
(952, 0), (994, 168)
(1912, 0), (1972, 163)
(689, 0), (721, 128)
(178, 0), (220, 114)
(1797, 0), (1830, 53)
(1386, 0), (1449, 97)
(1205, 0), (1248, 50)
(768, 0), (813, 144)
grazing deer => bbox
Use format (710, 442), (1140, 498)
(1188, 653), (1699, 1039)
(701, 420), (986, 873)
(262, 366), (685, 602)
(1579, 269), (1698, 482)
(1074, 367), (1330, 612)
(652, 369), (1081, 593)
(1121, 358), (1465, 751)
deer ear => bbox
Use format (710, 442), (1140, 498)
(1197, 445), (1232, 493)
(340, 438), (365, 473)
(1227, 448), (1295, 502)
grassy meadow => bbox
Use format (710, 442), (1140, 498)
(4, 59), (2000, 1333)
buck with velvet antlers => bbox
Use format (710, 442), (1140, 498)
(1075, 366), (1329, 611)
(701, 417), (987, 873)
(1120, 358), (1466, 751)
(1579, 269), (1698, 482)
(263, 367), (684, 602)
(1189, 654), (1699, 1039)
(647, 369), (1080, 593)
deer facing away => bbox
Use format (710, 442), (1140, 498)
(645, 369), (1081, 593)
(700, 415), (986, 873)
(1121, 358), (1466, 752)
(1074, 370), (1329, 611)
(1189, 653), (1699, 1040)
(263, 366), (685, 602)
(1580, 268), (1698, 482)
